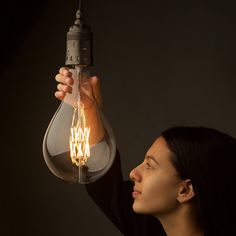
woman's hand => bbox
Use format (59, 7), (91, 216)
(54, 67), (102, 108)
(54, 67), (104, 144)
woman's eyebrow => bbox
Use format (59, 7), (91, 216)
(145, 155), (160, 166)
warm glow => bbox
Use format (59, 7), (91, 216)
(70, 104), (90, 166)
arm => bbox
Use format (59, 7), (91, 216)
(55, 68), (166, 235)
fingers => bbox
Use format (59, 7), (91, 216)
(54, 84), (72, 100)
(55, 91), (66, 100)
(54, 67), (73, 100)
(55, 72), (74, 85)
(57, 83), (72, 93)
(54, 67), (102, 108)
(59, 67), (72, 77)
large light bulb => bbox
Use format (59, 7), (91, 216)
(42, 4), (116, 184)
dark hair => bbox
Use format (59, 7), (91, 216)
(161, 126), (236, 235)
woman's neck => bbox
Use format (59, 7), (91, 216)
(156, 205), (204, 236)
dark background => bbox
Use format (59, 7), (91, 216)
(2, 0), (236, 235)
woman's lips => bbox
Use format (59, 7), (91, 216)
(132, 187), (141, 198)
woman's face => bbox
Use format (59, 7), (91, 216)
(129, 136), (183, 216)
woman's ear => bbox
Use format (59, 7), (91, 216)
(177, 179), (195, 203)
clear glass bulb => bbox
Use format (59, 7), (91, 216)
(42, 67), (116, 184)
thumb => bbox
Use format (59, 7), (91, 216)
(91, 76), (102, 108)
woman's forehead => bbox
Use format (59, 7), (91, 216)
(147, 136), (173, 162)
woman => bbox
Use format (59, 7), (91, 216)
(130, 127), (236, 236)
(54, 67), (236, 236)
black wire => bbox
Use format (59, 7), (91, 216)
(78, 0), (82, 10)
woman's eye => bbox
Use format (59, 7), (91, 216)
(145, 162), (152, 169)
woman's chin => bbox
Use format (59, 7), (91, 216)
(132, 201), (146, 214)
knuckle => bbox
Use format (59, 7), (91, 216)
(63, 85), (68, 92)
(68, 86), (72, 94)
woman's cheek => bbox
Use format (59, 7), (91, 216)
(142, 174), (178, 214)
(142, 175), (162, 202)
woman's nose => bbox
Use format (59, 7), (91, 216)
(129, 165), (141, 183)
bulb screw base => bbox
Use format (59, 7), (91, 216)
(65, 8), (92, 67)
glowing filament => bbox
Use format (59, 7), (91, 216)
(70, 104), (90, 166)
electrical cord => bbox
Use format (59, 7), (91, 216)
(78, 0), (82, 10)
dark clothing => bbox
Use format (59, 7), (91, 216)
(86, 151), (166, 236)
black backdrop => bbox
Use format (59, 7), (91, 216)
(2, 0), (236, 235)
